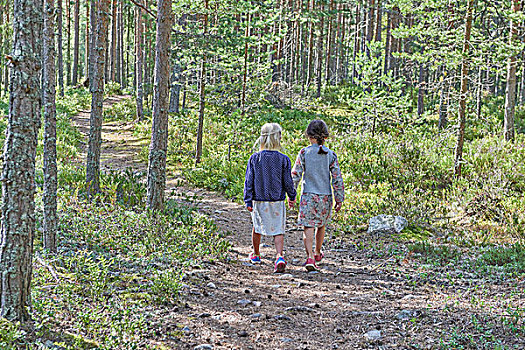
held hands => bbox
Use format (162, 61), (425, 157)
(247, 206), (253, 212)
(334, 202), (342, 213)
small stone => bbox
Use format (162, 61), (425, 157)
(250, 313), (262, 319)
(279, 274), (294, 280)
(281, 338), (294, 343)
(182, 326), (191, 333)
(244, 289), (251, 294)
(252, 301), (262, 307)
(238, 330), (249, 337)
(242, 262), (255, 267)
(285, 306), (314, 312)
(237, 299), (252, 306)
(292, 259), (300, 264)
(308, 270), (319, 274)
(206, 282), (217, 289)
(262, 243), (271, 248)
(364, 330), (381, 341)
(211, 315), (222, 321)
(199, 313), (211, 318)
(396, 309), (418, 320)
(194, 345), (214, 350)
(308, 302), (320, 308)
(271, 284), (281, 288)
(273, 314), (292, 321)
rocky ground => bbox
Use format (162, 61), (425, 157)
(73, 97), (525, 350)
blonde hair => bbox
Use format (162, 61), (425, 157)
(256, 123), (282, 151)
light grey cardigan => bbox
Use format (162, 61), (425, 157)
(291, 144), (345, 203)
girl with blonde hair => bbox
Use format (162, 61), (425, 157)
(244, 123), (296, 273)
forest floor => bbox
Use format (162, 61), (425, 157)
(71, 96), (525, 350)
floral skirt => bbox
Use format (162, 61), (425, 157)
(251, 200), (286, 236)
(298, 193), (333, 227)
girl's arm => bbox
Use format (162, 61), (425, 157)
(291, 149), (305, 190)
(283, 156), (297, 202)
(243, 155), (255, 208)
(330, 152), (345, 204)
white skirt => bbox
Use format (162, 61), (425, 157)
(251, 200), (286, 236)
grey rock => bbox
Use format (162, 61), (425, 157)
(206, 282), (217, 289)
(238, 330), (249, 337)
(285, 306), (314, 312)
(308, 270), (320, 274)
(273, 314), (292, 321)
(237, 299), (252, 306)
(364, 330), (381, 341)
(182, 326), (191, 332)
(194, 345), (214, 350)
(252, 301), (262, 307)
(396, 309), (419, 320)
(367, 215), (408, 234)
(271, 284), (281, 288)
(250, 313), (263, 319)
(242, 262), (255, 267)
(279, 274), (294, 280)
(281, 338), (294, 343)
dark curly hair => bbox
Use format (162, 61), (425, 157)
(306, 119), (329, 154)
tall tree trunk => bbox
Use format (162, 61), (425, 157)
(374, 0), (382, 42)
(110, 0), (117, 81)
(66, 0), (71, 84)
(306, 0), (315, 87)
(85, 0), (90, 79)
(383, 9), (391, 75)
(0, 3), (4, 96)
(72, 0), (80, 85)
(520, 51), (525, 104)
(147, 0), (172, 211)
(168, 59), (181, 113)
(241, 13), (250, 116)
(0, 0), (42, 322)
(504, 0), (521, 142)
(86, 0), (110, 198)
(135, 2), (144, 120)
(476, 62), (483, 119)
(195, 0), (209, 165)
(438, 70), (448, 129)
(454, 0), (474, 177)
(43, 0), (57, 252)
(117, 0), (123, 84)
(417, 62), (425, 116)
(325, 0), (334, 85)
(366, 0), (375, 43)
(57, 0), (64, 96)
(352, 1), (360, 84)
(316, 1), (324, 98)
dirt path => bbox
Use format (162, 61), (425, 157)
(73, 96), (525, 350)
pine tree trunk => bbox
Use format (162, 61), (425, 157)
(325, 0), (334, 85)
(43, 0), (57, 252)
(66, 0), (71, 85)
(195, 0), (209, 165)
(135, 2), (144, 120)
(374, 0), (382, 42)
(241, 13), (250, 115)
(56, 0), (64, 96)
(169, 60), (181, 113)
(0, 5), (4, 96)
(367, 0), (375, 44)
(383, 9), (391, 75)
(417, 63), (425, 116)
(85, 0), (90, 79)
(0, 0), (42, 321)
(438, 70), (448, 129)
(504, 0), (521, 142)
(476, 63), (483, 119)
(316, 1), (324, 98)
(520, 51), (525, 104)
(352, 1), (360, 84)
(72, 0), (80, 85)
(110, 0), (117, 82)
(306, 0), (315, 87)
(147, 0), (172, 211)
(454, 0), (474, 177)
(86, 0), (110, 198)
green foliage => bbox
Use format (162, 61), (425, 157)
(32, 199), (230, 348)
(104, 97), (136, 122)
(0, 319), (25, 350)
(105, 81), (123, 96)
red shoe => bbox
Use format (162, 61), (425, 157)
(314, 252), (324, 263)
(305, 258), (318, 272)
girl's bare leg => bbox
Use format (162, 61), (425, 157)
(315, 226), (326, 255)
(252, 227), (262, 256)
(274, 234), (284, 259)
(303, 227), (315, 259)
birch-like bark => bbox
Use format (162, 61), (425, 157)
(195, 0), (208, 165)
(147, 0), (173, 211)
(0, 0), (42, 321)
